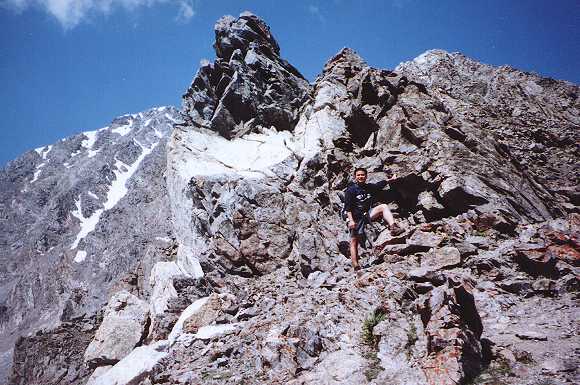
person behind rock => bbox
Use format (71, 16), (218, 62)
(344, 167), (403, 270)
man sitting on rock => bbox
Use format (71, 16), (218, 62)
(344, 167), (403, 270)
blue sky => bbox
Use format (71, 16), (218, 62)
(1, 0), (578, 166)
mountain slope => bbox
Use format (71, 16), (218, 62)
(1, 107), (180, 384)
(3, 12), (579, 385)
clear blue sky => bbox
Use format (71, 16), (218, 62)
(1, 0), (578, 166)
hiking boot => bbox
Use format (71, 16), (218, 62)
(390, 223), (405, 236)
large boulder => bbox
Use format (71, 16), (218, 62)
(84, 291), (149, 367)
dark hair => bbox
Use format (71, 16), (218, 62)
(353, 167), (367, 175)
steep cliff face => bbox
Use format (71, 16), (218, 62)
(2, 107), (180, 384)
(4, 11), (579, 385)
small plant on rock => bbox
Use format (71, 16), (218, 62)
(361, 308), (387, 347)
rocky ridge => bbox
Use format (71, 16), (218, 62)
(4, 11), (579, 385)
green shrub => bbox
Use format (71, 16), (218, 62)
(361, 309), (387, 347)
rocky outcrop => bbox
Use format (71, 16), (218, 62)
(182, 11), (310, 138)
(157, 12), (578, 385)
(3, 11), (579, 385)
(419, 278), (483, 384)
(9, 315), (100, 385)
(396, 50), (579, 216)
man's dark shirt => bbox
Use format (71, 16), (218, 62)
(344, 180), (388, 222)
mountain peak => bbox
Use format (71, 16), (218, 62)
(183, 12), (309, 139)
(214, 11), (281, 61)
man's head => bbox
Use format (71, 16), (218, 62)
(354, 167), (367, 184)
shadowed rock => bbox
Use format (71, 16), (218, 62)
(182, 12), (310, 138)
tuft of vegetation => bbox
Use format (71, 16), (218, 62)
(361, 308), (387, 347)
(404, 320), (418, 357)
(363, 351), (382, 381)
(468, 358), (512, 385)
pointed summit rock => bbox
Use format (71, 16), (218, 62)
(214, 11), (280, 60)
(182, 11), (310, 139)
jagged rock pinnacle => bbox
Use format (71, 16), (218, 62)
(214, 11), (281, 60)
(182, 12), (310, 139)
(324, 47), (368, 72)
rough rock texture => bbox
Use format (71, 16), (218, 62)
(419, 277), (483, 384)
(395, 49), (579, 217)
(156, 13), (578, 384)
(3, 12), (579, 385)
(182, 11), (310, 138)
(9, 315), (100, 385)
(87, 341), (168, 385)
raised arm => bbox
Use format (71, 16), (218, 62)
(371, 173), (398, 190)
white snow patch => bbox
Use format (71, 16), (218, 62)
(74, 250), (87, 263)
(82, 130), (100, 149)
(31, 144), (52, 176)
(164, 113), (178, 123)
(155, 236), (172, 242)
(70, 140), (158, 249)
(70, 149), (81, 158)
(111, 120), (133, 136)
(413, 51), (441, 67)
(33, 144), (53, 160)
(70, 196), (103, 250)
(143, 118), (152, 126)
(30, 165), (45, 183)
(87, 149), (100, 158)
(397, 49), (449, 72)
(173, 127), (294, 181)
(104, 139), (157, 210)
(153, 126), (163, 138)
(87, 191), (99, 200)
(168, 296), (210, 345)
(63, 162), (73, 169)
(195, 323), (241, 339)
(30, 148), (52, 182)
(89, 341), (168, 385)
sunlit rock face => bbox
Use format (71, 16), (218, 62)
(4, 11), (579, 385)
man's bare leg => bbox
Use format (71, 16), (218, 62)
(370, 204), (404, 235)
(350, 236), (360, 269)
(370, 204), (395, 226)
